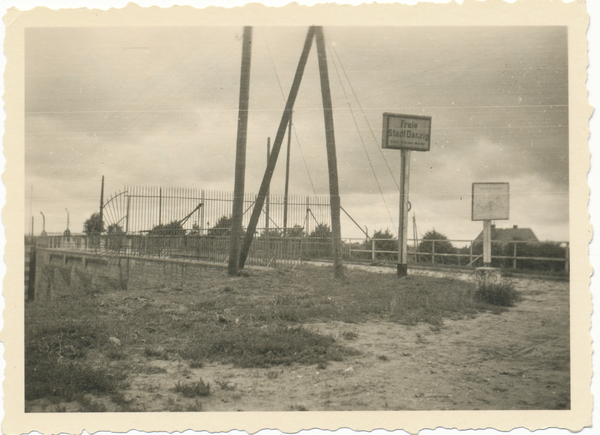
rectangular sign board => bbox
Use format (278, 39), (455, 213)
(382, 113), (432, 151)
(472, 182), (510, 221)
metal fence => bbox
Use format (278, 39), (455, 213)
(35, 233), (345, 268)
(102, 186), (332, 238)
(35, 233), (569, 273)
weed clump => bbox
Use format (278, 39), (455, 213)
(474, 277), (521, 307)
(341, 330), (358, 340)
(174, 379), (211, 397)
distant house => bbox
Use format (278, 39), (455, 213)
(474, 224), (538, 243)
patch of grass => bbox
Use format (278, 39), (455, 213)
(189, 360), (204, 369)
(144, 345), (168, 359)
(341, 330), (358, 340)
(25, 295), (128, 403)
(180, 325), (358, 368)
(78, 396), (107, 412)
(107, 347), (126, 361)
(25, 359), (126, 402)
(173, 379), (211, 397)
(266, 370), (280, 379)
(215, 380), (236, 391)
(377, 354), (389, 361)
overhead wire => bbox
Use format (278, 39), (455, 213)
(265, 38), (317, 196)
(326, 38), (396, 229)
(328, 41), (399, 189)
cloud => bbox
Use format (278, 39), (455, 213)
(25, 26), (569, 243)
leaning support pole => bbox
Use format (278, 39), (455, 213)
(315, 26), (344, 278)
(228, 26), (253, 276)
(239, 27), (316, 270)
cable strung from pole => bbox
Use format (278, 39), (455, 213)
(265, 40), (317, 197)
(329, 42), (399, 189)
(326, 40), (396, 229)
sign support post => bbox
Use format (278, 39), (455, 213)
(398, 149), (411, 276)
(472, 182), (510, 270)
(381, 112), (432, 278)
(483, 219), (492, 266)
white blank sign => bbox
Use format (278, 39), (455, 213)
(472, 182), (510, 221)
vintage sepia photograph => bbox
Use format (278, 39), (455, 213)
(23, 22), (572, 411)
(4, 1), (593, 434)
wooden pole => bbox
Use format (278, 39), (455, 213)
(283, 115), (292, 235)
(266, 137), (270, 234)
(315, 26), (344, 279)
(239, 27), (316, 270)
(99, 175), (105, 230)
(397, 149), (411, 276)
(228, 26), (253, 276)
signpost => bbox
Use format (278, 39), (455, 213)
(382, 113), (432, 277)
(472, 182), (510, 266)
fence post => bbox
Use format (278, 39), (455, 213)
(513, 241), (517, 269)
(431, 240), (435, 264)
(371, 239), (375, 261)
(469, 241), (473, 266)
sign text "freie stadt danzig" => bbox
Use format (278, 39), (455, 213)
(381, 113), (432, 152)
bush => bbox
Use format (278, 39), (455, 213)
(418, 230), (457, 265)
(364, 229), (397, 261)
(307, 223), (332, 259)
(474, 278), (521, 307)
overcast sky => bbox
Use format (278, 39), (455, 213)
(25, 26), (568, 242)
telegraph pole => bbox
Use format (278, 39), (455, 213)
(315, 26), (344, 278)
(99, 175), (105, 230)
(228, 26), (253, 276)
(40, 211), (46, 236)
(238, 27), (316, 270)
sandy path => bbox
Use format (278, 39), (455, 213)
(112, 275), (569, 412)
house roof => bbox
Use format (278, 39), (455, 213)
(474, 225), (538, 243)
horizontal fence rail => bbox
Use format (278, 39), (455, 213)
(35, 186), (569, 274)
(346, 238), (569, 273)
(34, 233), (569, 273)
(34, 233), (345, 269)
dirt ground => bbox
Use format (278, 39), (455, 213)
(28, 269), (570, 412)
